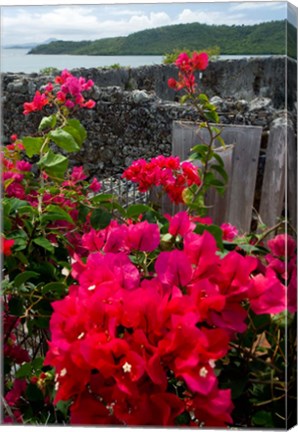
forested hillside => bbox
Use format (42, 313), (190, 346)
(29, 20), (297, 58)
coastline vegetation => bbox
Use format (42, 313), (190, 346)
(29, 20), (297, 59)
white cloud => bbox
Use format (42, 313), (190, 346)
(230, 2), (285, 11)
(176, 9), (260, 26)
(1, 2), (290, 46)
(2, 7), (173, 45)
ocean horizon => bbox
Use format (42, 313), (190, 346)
(1, 48), (275, 74)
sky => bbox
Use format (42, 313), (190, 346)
(0, 1), (296, 47)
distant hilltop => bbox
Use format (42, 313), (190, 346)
(28, 20), (297, 58)
(5, 38), (58, 49)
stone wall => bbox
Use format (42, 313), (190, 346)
(1, 57), (296, 179)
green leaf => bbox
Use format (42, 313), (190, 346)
(42, 205), (75, 224)
(190, 144), (208, 155)
(179, 94), (190, 104)
(210, 163), (228, 183)
(15, 362), (32, 378)
(22, 136), (45, 157)
(31, 357), (44, 372)
(198, 93), (209, 103)
(26, 383), (44, 402)
(14, 271), (39, 288)
(126, 204), (152, 219)
(38, 114), (57, 131)
(49, 128), (80, 152)
(90, 194), (114, 204)
(7, 198), (29, 213)
(8, 297), (24, 316)
(37, 149), (68, 179)
(62, 119), (87, 147)
(90, 208), (113, 229)
(252, 411), (274, 427)
(213, 152), (225, 167)
(3, 216), (12, 231)
(56, 400), (71, 417)
(42, 282), (67, 296)
(204, 110), (219, 123)
(33, 237), (55, 253)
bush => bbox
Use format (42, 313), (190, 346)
(2, 59), (296, 427)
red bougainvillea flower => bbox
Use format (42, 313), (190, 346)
(23, 90), (49, 115)
(175, 52), (192, 72)
(191, 52), (209, 71)
(123, 156), (201, 204)
(2, 237), (14, 256)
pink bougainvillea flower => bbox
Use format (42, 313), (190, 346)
(70, 166), (87, 182)
(220, 222), (238, 241)
(15, 160), (32, 172)
(155, 249), (192, 291)
(248, 268), (286, 315)
(126, 220), (160, 252)
(5, 379), (27, 407)
(2, 237), (14, 256)
(288, 264), (297, 313)
(89, 177), (101, 193)
(23, 90), (49, 115)
(267, 234), (296, 259)
(82, 228), (105, 253)
(166, 211), (195, 237)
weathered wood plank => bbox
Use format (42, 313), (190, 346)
(172, 121), (263, 233)
(204, 145), (234, 225)
(259, 117), (286, 229)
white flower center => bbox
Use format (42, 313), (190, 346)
(88, 284), (96, 291)
(77, 332), (85, 340)
(122, 362), (132, 373)
(199, 367), (208, 378)
(60, 368), (67, 377)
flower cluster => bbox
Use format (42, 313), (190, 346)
(1, 136), (32, 200)
(265, 234), (297, 313)
(23, 69), (95, 115)
(45, 212), (293, 426)
(122, 155), (201, 204)
(168, 52), (208, 93)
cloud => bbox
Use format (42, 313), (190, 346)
(230, 2), (285, 11)
(176, 9), (254, 26)
(2, 3), (288, 46)
(2, 7), (172, 45)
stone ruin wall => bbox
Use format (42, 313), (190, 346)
(1, 57), (297, 180)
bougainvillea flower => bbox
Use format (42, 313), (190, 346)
(89, 177), (101, 192)
(267, 234), (296, 259)
(23, 91), (49, 115)
(191, 52), (209, 71)
(248, 269), (286, 315)
(155, 250), (192, 291)
(166, 211), (195, 237)
(220, 222), (238, 241)
(126, 221), (160, 252)
(175, 52), (191, 72)
(2, 237), (15, 256)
